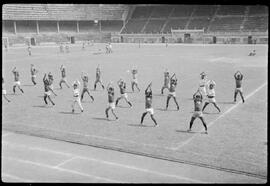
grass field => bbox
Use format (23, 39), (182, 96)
(2, 43), (267, 180)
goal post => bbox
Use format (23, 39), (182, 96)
(171, 28), (205, 43)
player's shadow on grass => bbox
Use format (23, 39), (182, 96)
(153, 93), (164, 97)
(175, 129), (204, 134)
(128, 123), (155, 127)
(22, 84), (35, 87)
(32, 105), (52, 108)
(117, 105), (131, 108)
(203, 112), (220, 115)
(92, 117), (110, 121)
(59, 111), (81, 115)
(217, 101), (235, 105)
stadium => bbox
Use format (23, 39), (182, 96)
(2, 4), (268, 183)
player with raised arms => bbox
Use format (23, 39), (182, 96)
(166, 73), (180, 110)
(30, 64), (38, 85)
(43, 73), (56, 106)
(188, 90), (208, 134)
(80, 72), (94, 102)
(198, 72), (208, 98)
(59, 65), (70, 89)
(161, 69), (170, 95)
(12, 67), (24, 94)
(140, 82), (158, 126)
(130, 67), (140, 92)
(94, 65), (105, 90)
(105, 81), (118, 120)
(202, 80), (221, 113)
(115, 78), (132, 107)
(234, 71), (245, 103)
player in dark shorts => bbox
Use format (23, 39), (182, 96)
(115, 78), (132, 107)
(80, 72), (94, 102)
(2, 77), (11, 102)
(12, 67), (24, 94)
(43, 73), (57, 106)
(166, 73), (180, 110)
(94, 65), (105, 90)
(30, 64), (38, 85)
(161, 69), (170, 94)
(140, 82), (158, 126)
(234, 71), (245, 103)
(202, 80), (221, 113)
(59, 65), (70, 89)
(105, 82), (118, 120)
(188, 90), (208, 134)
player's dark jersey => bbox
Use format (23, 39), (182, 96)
(43, 78), (50, 92)
(82, 76), (88, 88)
(235, 75), (243, 88)
(194, 97), (202, 111)
(13, 71), (19, 81)
(119, 82), (126, 94)
(61, 68), (66, 78)
(169, 80), (177, 92)
(108, 89), (114, 103)
(145, 89), (152, 108)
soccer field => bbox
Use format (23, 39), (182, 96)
(2, 43), (267, 180)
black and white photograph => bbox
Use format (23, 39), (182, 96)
(2, 3), (267, 183)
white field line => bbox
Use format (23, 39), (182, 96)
(2, 156), (120, 183)
(2, 141), (202, 183)
(171, 82), (267, 151)
(2, 173), (34, 182)
(53, 157), (78, 168)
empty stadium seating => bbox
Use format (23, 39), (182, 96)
(248, 6), (268, 15)
(150, 6), (173, 18)
(122, 19), (147, 33)
(188, 17), (211, 30)
(131, 6), (153, 19)
(16, 21), (37, 33)
(144, 19), (166, 33)
(170, 5), (195, 18)
(209, 17), (244, 32)
(192, 5), (217, 17)
(217, 5), (246, 15)
(39, 21), (58, 33)
(100, 20), (123, 33)
(243, 16), (268, 32)
(163, 18), (189, 33)
(2, 20), (15, 34)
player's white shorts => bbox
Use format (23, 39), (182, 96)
(132, 79), (138, 84)
(108, 102), (116, 109)
(206, 96), (216, 103)
(235, 87), (243, 93)
(73, 96), (80, 102)
(168, 91), (176, 97)
(44, 91), (51, 96)
(2, 89), (7, 95)
(31, 75), (36, 78)
(146, 108), (154, 115)
(61, 77), (67, 82)
(192, 111), (203, 118)
(13, 81), (21, 86)
(121, 93), (128, 99)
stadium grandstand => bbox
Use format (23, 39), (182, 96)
(2, 4), (268, 46)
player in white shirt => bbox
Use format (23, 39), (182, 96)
(198, 72), (208, 98)
(130, 68), (140, 92)
(71, 80), (83, 113)
(202, 80), (221, 113)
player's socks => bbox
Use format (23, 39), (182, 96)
(72, 109), (74, 113)
(128, 102), (132, 107)
(20, 89), (24, 93)
(177, 106), (180, 110)
(13, 86), (16, 93)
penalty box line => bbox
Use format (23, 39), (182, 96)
(171, 82), (267, 151)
